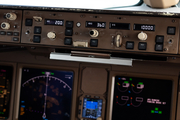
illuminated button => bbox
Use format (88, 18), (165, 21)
(138, 42), (147, 50)
(90, 39), (98, 47)
(155, 44), (163, 51)
(64, 37), (72, 45)
(13, 37), (19, 41)
(66, 21), (74, 28)
(126, 41), (134, 49)
(7, 32), (13, 36)
(33, 35), (41, 43)
(167, 27), (176, 35)
(65, 29), (73, 36)
(34, 26), (42, 34)
(25, 19), (33, 26)
(14, 32), (19, 36)
(156, 35), (164, 43)
(0, 31), (6, 35)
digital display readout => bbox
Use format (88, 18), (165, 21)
(109, 23), (130, 30)
(86, 21), (106, 28)
(112, 76), (172, 120)
(45, 19), (64, 26)
(82, 98), (103, 119)
(134, 24), (155, 31)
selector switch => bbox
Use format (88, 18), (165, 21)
(47, 32), (56, 39)
(6, 13), (17, 20)
(114, 34), (122, 47)
(138, 32), (147, 41)
(90, 29), (99, 38)
(1, 22), (10, 30)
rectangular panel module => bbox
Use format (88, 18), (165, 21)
(19, 68), (74, 120)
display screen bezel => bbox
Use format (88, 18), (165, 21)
(108, 72), (178, 120)
(13, 64), (79, 120)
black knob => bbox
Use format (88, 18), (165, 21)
(90, 31), (94, 35)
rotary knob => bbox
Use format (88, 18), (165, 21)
(1, 22), (10, 30)
(6, 13), (17, 20)
(89, 29), (99, 38)
(114, 34), (122, 47)
(138, 32), (148, 41)
(47, 32), (56, 39)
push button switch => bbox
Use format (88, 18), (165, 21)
(126, 41), (134, 49)
(25, 19), (33, 26)
(64, 37), (72, 45)
(14, 32), (19, 36)
(90, 39), (98, 47)
(65, 29), (73, 36)
(34, 26), (42, 34)
(0, 31), (6, 35)
(7, 32), (13, 36)
(33, 35), (41, 43)
(167, 27), (176, 35)
(66, 21), (74, 28)
(13, 37), (19, 41)
(155, 44), (163, 51)
(138, 42), (147, 50)
(155, 35), (164, 43)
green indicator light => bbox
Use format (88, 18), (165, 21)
(129, 78), (132, 81)
(159, 111), (162, 114)
(155, 108), (158, 111)
(124, 81), (129, 83)
(0, 91), (2, 93)
(2, 112), (4, 114)
(51, 73), (54, 75)
(42, 72), (45, 74)
(138, 82), (143, 85)
(151, 110), (154, 113)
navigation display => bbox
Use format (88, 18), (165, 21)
(19, 68), (74, 120)
(82, 98), (102, 119)
(111, 76), (172, 120)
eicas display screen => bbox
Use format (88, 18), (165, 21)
(112, 76), (172, 120)
(82, 98), (102, 119)
(19, 68), (74, 120)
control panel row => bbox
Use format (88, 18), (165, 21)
(0, 9), (179, 54)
